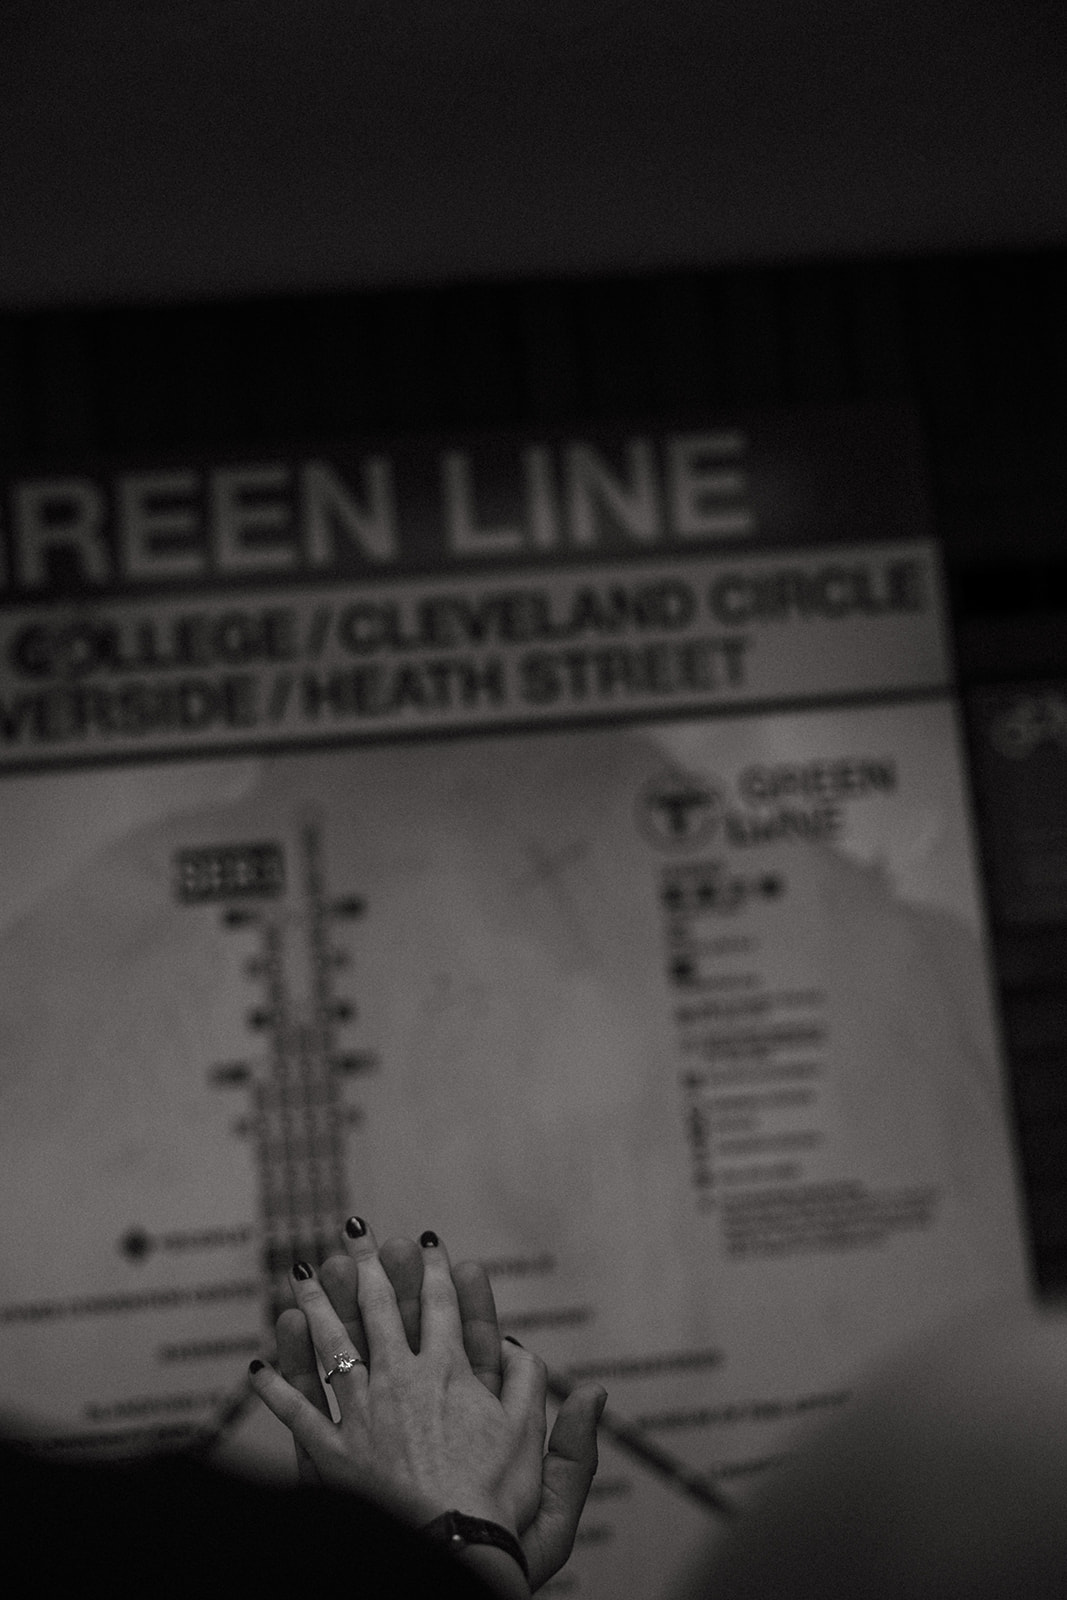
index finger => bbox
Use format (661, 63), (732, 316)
(418, 1231), (465, 1357)
(275, 1307), (329, 1485)
(378, 1237), (424, 1353)
(453, 1260), (503, 1397)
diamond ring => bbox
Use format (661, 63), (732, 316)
(324, 1351), (365, 1384)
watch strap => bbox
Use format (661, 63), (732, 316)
(421, 1509), (530, 1581)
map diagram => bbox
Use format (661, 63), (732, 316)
(116, 820), (375, 1453)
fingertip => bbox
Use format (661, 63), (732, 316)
(319, 1251), (357, 1296)
(565, 1381), (607, 1422)
(380, 1234), (420, 1260)
(501, 1333), (531, 1368)
(341, 1219), (382, 1283)
(320, 1248), (352, 1274)
(418, 1231), (454, 1271)
(500, 1334), (547, 1393)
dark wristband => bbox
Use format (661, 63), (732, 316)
(421, 1510), (529, 1581)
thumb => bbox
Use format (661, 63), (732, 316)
(522, 1383), (607, 1588)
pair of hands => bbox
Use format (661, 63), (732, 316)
(249, 1219), (607, 1592)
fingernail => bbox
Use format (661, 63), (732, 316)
(292, 1260), (314, 1281)
(345, 1216), (367, 1239)
(249, 1360), (265, 1375)
(504, 1335), (523, 1347)
(419, 1230), (439, 1248)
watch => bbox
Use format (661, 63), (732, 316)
(421, 1509), (530, 1581)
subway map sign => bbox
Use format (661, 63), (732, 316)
(0, 406), (1030, 1599)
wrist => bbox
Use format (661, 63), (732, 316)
(421, 1509), (529, 1593)
(419, 1500), (520, 1541)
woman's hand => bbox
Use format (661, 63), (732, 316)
(250, 1219), (605, 1591)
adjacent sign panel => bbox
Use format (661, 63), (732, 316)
(0, 409), (1030, 1598)
(966, 682), (1067, 925)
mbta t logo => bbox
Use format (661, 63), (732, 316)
(637, 768), (723, 849)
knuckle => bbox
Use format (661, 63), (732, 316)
(280, 1390), (307, 1428)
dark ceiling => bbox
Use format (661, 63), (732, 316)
(1, 0), (1065, 309)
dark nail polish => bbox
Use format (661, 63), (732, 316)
(345, 1216), (367, 1239)
(249, 1360), (265, 1375)
(292, 1260), (314, 1280)
(504, 1335), (523, 1347)
(419, 1230), (439, 1248)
